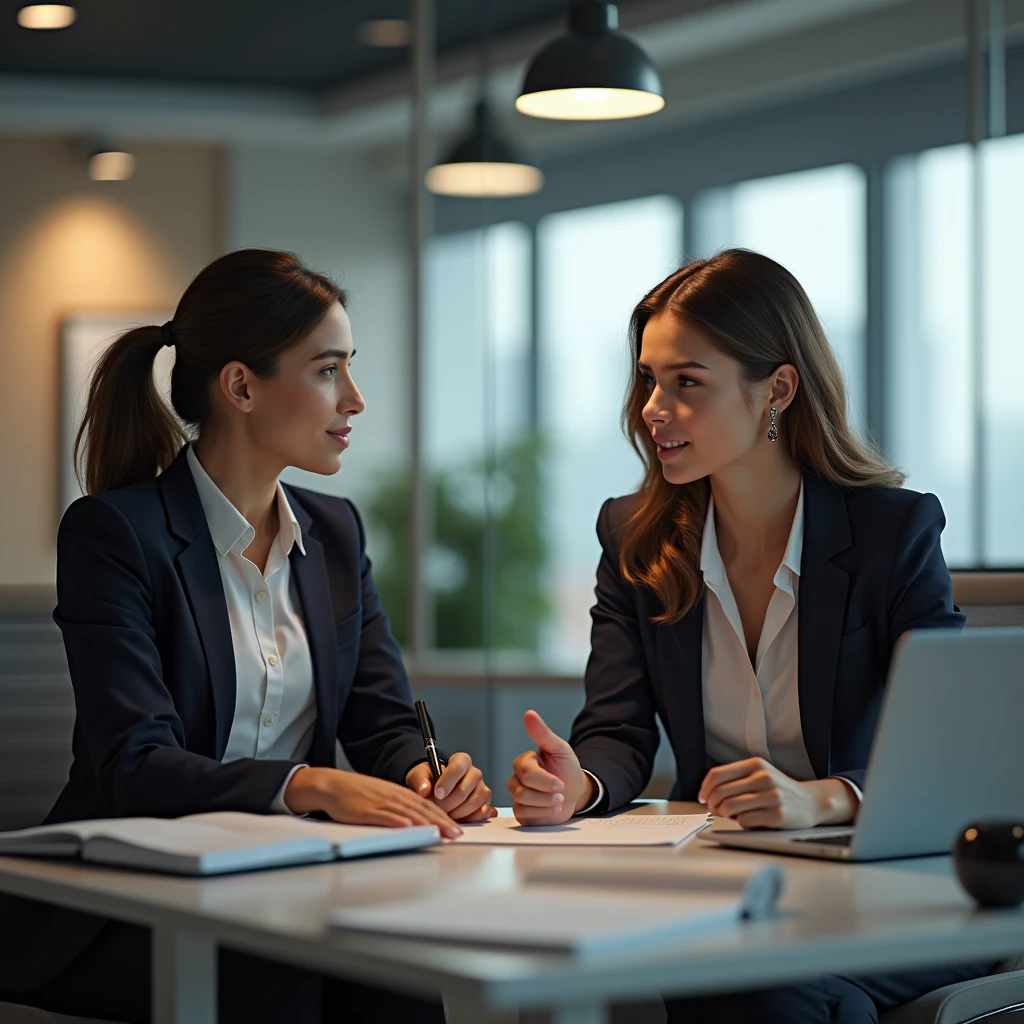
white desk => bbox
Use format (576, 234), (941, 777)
(2, 802), (1022, 1024)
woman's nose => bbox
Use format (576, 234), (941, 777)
(643, 393), (669, 425)
(342, 385), (365, 416)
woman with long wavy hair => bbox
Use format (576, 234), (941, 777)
(507, 249), (992, 1022)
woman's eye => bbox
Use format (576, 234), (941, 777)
(319, 364), (338, 378)
(677, 375), (699, 387)
(640, 372), (655, 387)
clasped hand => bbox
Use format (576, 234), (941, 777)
(284, 751), (495, 840)
(699, 757), (859, 829)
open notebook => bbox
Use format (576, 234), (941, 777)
(0, 811), (440, 876)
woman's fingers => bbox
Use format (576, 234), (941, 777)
(436, 766), (482, 813)
(705, 771), (774, 812)
(392, 787), (463, 838)
(446, 779), (492, 821)
(512, 804), (566, 826)
(460, 803), (496, 823)
(736, 806), (785, 830)
(435, 753), (471, 800)
(405, 762), (435, 797)
(714, 790), (779, 819)
(512, 751), (565, 793)
(698, 757), (768, 803)
(509, 784), (566, 808)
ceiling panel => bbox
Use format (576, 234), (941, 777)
(0, 0), (648, 90)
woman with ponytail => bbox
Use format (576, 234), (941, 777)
(507, 249), (992, 1022)
(0, 249), (492, 1023)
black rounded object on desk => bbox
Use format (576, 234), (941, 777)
(953, 821), (1024, 908)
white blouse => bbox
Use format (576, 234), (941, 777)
(582, 484), (861, 811)
(187, 445), (314, 812)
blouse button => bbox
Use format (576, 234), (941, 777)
(256, 591), (267, 602)
(267, 654), (278, 666)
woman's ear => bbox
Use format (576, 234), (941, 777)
(769, 364), (799, 413)
(218, 361), (254, 414)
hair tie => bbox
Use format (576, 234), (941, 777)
(160, 321), (174, 348)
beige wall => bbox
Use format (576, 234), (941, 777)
(0, 136), (222, 584)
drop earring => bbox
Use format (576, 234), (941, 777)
(767, 406), (779, 442)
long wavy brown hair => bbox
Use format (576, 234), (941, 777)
(618, 248), (904, 625)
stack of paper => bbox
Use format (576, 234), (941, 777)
(330, 851), (784, 957)
(331, 887), (747, 957)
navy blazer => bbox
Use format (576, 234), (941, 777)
(0, 446), (428, 993)
(569, 475), (965, 813)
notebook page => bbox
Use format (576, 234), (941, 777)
(82, 818), (334, 875)
(180, 812), (440, 857)
(0, 817), (168, 857)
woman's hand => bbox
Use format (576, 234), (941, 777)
(698, 757), (860, 829)
(283, 767), (464, 839)
(405, 752), (497, 823)
(506, 710), (592, 826)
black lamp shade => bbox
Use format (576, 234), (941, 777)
(517, 1), (664, 120)
(426, 103), (544, 197)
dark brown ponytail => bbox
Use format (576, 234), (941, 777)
(75, 248), (345, 495)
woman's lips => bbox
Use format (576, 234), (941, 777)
(655, 440), (690, 461)
(326, 429), (350, 448)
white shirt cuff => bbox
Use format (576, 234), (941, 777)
(270, 764), (309, 814)
(578, 769), (606, 815)
(831, 776), (864, 805)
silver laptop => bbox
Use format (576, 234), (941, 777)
(701, 628), (1024, 861)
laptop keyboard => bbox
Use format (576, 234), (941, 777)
(791, 833), (853, 846)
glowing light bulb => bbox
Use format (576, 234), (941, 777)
(570, 88), (612, 104)
(17, 4), (76, 29)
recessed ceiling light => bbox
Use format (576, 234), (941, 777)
(356, 19), (409, 47)
(17, 4), (77, 30)
(88, 150), (136, 182)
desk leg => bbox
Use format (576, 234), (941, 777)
(152, 925), (216, 1024)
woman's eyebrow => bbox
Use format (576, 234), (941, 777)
(310, 348), (353, 361)
(637, 359), (710, 371)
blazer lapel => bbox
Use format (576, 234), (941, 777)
(287, 501), (338, 768)
(659, 593), (707, 799)
(159, 448), (236, 759)
(798, 475), (853, 778)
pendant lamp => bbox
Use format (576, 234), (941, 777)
(516, 1), (663, 121)
(425, 101), (544, 197)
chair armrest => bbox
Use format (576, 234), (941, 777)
(880, 969), (1024, 1024)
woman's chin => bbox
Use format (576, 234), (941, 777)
(661, 463), (701, 485)
(289, 452), (345, 477)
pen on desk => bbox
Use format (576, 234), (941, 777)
(415, 699), (444, 784)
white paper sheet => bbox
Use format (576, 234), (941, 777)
(454, 813), (709, 847)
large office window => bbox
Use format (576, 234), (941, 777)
(537, 195), (684, 669)
(886, 136), (1024, 566)
(691, 164), (868, 433)
(367, 221), (539, 650)
(886, 145), (973, 564)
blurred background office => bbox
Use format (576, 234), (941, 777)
(0, 0), (1021, 812)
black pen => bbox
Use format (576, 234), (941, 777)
(415, 699), (444, 783)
